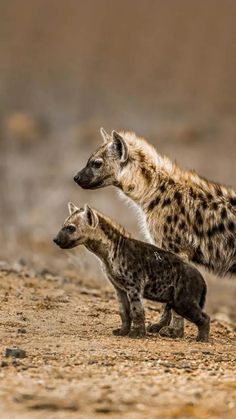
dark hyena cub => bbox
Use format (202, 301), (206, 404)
(53, 202), (210, 342)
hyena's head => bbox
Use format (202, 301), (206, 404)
(74, 128), (129, 189)
(53, 202), (99, 249)
(74, 128), (160, 195)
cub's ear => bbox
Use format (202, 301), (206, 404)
(83, 204), (98, 228)
(111, 131), (128, 163)
(100, 127), (111, 143)
(68, 202), (79, 215)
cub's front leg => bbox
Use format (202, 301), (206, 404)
(113, 286), (132, 336)
(127, 288), (146, 338)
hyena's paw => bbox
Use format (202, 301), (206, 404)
(128, 327), (146, 339)
(147, 323), (163, 333)
(159, 326), (184, 339)
(112, 327), (130, 336)
(196, 334), (209, 343)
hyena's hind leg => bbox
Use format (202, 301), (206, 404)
(158, 251), (191, 339)
(175, 303), (210, 342)
(147, 303), (172, 333)
(113, 287), (132, 336)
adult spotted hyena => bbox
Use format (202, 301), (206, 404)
(74, 129), (236, 338)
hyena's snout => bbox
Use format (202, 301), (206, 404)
(73, 168), (91, 188)
(53, 231), (71, 249)
(73, 167), (101, 189)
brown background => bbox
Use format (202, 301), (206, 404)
(0, 0), (236, 275)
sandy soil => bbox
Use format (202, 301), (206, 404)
(0, 263), (235, 419)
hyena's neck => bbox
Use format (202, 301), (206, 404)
(85, 214), (129, 263)
(120, 168), (175, 211)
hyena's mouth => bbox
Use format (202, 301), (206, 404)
(58, 240), (77, 249)
(77, 178), (108, 190)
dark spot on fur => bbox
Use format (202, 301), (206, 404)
(172, 245), (179, 253)
(174, 191), (182, 205)
(195, 209), (203, 225)
(212, 202), (218, 210)
(141, 167), (152, 183)
(189, 188), (197, 199)
(127, 185), (135, 192)
(163, 198), (171, 207)
(207, 193), (213, 200)
(159, 183), (166, 193)
(228, 221), (235, 232)
(173, 214), (178, 223)
(192, 246), (204, 264)
(179, 221), (186, 230)
(221, 208), (227, 219)
(163, 224), (168, 234)
(175, 235), (181, 245)
(230, 197), (236, 206)
(207, 226), (218, 237)
(193, 225), (202, 237)
(168, 179), (175, 186)
(201, 200), (208, 210)
(218, 223), (225, 233)
(208, 242), (213, 251)
(166, 215), (172, 223)
(180, 206), (185, 215)
(148, 196), (160, 211)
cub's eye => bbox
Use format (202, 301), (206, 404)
(91, 160), (103, 169)
(66, 225), (76, 233)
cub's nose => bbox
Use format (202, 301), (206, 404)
(74, 173), (81, 183)
(53, 237), (59, 245)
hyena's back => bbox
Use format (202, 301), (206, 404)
(146, 176), (236, 277)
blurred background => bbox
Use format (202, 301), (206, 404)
(0, 0), (236, 293)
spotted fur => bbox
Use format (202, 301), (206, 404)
(74, 129), (236, 277)
(73, 129), (236, 338)
(54, 203), (210, 341)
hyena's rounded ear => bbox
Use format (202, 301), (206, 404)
(68, 202), (79, 215)
(83, 204), (98, 229)
(111, 130), (128, 163)
(100, 127), (111, 143)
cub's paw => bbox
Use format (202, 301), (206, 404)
(196, 334), (209, 343)
(159, 326), (184, 339)
(112, 327), (130, 336)
(128, 328), (146, 339)
(147, 323), (163, 333)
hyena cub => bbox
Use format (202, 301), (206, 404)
(53, 202), (210, 342)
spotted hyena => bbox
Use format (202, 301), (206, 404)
(54, 203), (210, 342)
(73, 128), (236, 338)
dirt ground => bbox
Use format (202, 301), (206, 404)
(0, 262), (235, 419)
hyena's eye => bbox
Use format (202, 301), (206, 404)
(66, 225), (76, 233)
(91, 159), (103, 169)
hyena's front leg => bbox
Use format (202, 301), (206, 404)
(127, 288), (146, 338)
(113, 287), (132, 336)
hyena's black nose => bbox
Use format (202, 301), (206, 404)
(53, 237), (59, 245)
(74, 173), (81, 184)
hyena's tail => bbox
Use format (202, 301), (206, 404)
(199, 281), (207, 309)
